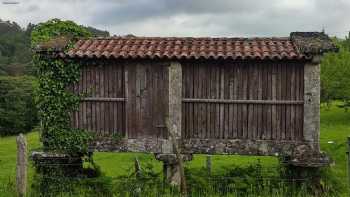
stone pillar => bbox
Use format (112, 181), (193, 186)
(159, 61), (183, 186)
(303, 56), (321, 151)
(155, 154), (193, 185)
(163, 158), (182, 185)
(168, 61), (182, 139)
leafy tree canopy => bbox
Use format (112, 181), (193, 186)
(321, 36), (350, 109)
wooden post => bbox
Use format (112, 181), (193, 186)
(347, 136), (350, 192)
(134, 157), (141, 178)
(206, 155), (212, 176)
(16, 134), (27, 197)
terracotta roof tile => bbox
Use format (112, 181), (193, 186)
(63, 36), (309, 60)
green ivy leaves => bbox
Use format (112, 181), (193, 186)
(32, 19), (92, 156)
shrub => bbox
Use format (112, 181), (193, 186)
(0, 75), (38, 136)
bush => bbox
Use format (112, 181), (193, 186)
(0, 75), (38, 136)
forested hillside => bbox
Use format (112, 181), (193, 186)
(0, 20), (33, 76)
(0, 19), (110, 76)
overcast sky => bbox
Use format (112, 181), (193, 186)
(1, 0), (349, 38)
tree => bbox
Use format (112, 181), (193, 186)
(0, 76), (38, 136)
(321, 37), (350, 110)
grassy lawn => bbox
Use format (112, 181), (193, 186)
(0, 132), (41, 184)
(0, 104), (349, 193)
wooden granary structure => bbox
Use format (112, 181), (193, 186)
(40, 32), (336, 170)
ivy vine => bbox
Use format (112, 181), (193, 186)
(32, 19), (92, 156)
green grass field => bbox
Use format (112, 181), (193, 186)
(0, 104), (349, 194)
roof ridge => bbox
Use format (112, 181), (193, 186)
(79, 36), (291, 41)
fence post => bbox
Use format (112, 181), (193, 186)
(134, 157), (141, 178)
(347, 136), (350, 194)
(206, 155), (212, 176)
(16, 134), (27, 197)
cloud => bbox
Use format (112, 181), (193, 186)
(0, 0), (348, 37)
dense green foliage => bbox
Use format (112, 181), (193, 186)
(32, 19), (92, 156)
(0, 76), (38, 136)
(321, 36), (350, 109)
(0, 20), (34, 76)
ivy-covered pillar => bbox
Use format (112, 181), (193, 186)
(31, 19), (93, 179)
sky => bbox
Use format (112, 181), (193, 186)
(0, 0), (349, 38)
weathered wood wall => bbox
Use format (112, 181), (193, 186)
(125, 62), (169, 139)
(182, 61), (304, 141)
(71, 62), (126, 137)
(71, 60), (304, 143)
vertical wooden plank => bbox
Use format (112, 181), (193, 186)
(232, 65), (238, 139)
(285, 64), (291, 140)
(188, 64), (193, 138)
(164, 63), (169, 139)
(223, 65), (229, 139)
(294, 63), (300, 140)
(266, 64), (272, 140)
(227, 65), (233, 139)
(202, 65), (208, 138)
(197, 65), (203, 138)
(192, 64), (197, 138)
(80, 67), (85, 129)
(257, 64), (263, 139)
(220, 65), (225, 139)
(200, 64), (205, 139)
(236, 64), (242, 138)
(215, 65), (221, 138)
(100, 64), (106, 136)
(205, 66), (210, 139)
(281, 64), (287, 140)
(206, 65), (211, 138)
(136, 63), (142, 138)
(86, 67), (90, 131)
(82, 66), (87, 130)
(275, 63), (281, 140)
(247, 64), (254, 139)
(253, 63), (259, 140)
(126, 63), (136, 138)
(120, 64), (126, 135)
(261, 63), (267, 140)
(122, 64), (126, 135)
(96, 65), (101, 136)
(112, 64), (117, 136)
(290, 63), (296, 141)
(103, 64), (109, 135)
(90, 65), (95, 133)
(207, 65), (213, 138)
(107, 64), (112, 136)
(242, 64), (248, 139)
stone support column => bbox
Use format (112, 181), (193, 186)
(303, 56), (321, 151)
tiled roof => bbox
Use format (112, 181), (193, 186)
(65, 36), (307, 60)
(291, 32), (338, 54)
